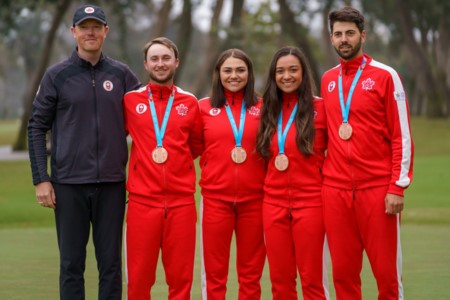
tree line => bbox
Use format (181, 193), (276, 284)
(0, 0), (448, 151)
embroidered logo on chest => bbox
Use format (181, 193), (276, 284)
(103, 80), (114, 92)
(176, 104), (189, 116)
(361, 78), (375, 91)
(209, 108), (221, 116)
(136, 103), (147, 114)
(248, 106), (260, 116)
(328, 81), (336, 92)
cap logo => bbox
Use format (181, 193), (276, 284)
(84, 7), (95, 14)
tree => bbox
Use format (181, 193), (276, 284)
(174, 0), (193, 82)
(362, 0), (450, 117)
(277, 0), (322, 88)
(13, 0), (74, 151)
(150, 0), (173, 39)
(191, 0), (224, 97)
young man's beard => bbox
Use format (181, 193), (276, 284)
(335, 39), (363, 61)
(149, 70), (175, 85)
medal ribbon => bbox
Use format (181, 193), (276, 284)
(148, 86), (175, 147)
(224, 101), (246, 147)
(338, 57), (366, 123)
(277, 103), (298, 154)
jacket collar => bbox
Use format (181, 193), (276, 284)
(70, 48), (105, 68)
(224, 89), (244, 105)
(339, 54), (371, 75)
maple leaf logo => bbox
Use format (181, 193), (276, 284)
(248, 106), (260, 116)
(176, 104), (188, 116)
(361, 78), (375, 90)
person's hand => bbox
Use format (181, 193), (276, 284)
(35, 182), (56, 209)
(385, 193), (404, 214)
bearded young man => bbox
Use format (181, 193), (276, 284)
(320, 6), (414, 300)
(123, 37), (203, 300)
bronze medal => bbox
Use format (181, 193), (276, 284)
(152, 147), (168, 164)
(274, 154), (289, 171)
(338, 123), (353, 140)
(231, 147), (247, 164)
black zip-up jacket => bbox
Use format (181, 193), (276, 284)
(28, 50), (141, 185)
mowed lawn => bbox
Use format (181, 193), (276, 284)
(1, 117), (449, 299)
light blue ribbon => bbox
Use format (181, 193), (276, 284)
(224, 101), (246, 147)
(277, 103), (298, 154)
(148, 87), (175, 147)
(338, 57), (366, 123)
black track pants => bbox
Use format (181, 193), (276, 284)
(53, 182), (126, 300)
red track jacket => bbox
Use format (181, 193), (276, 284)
(198, 90), (266, 202)
(320, 54), (414, 196)
(264, 94), (327, 208)
(124, 83), (203, 207)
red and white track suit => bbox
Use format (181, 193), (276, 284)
(198, 89), (266, 300)
(263, 93), (329, 300)
(124, 83), (203, 300)
(320, 54), (414, 300)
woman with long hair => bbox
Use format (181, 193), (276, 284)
(256, 46), (329, 300)
(199, 48), (266, 299)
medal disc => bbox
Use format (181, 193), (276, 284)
(274, 154), (289, 171)
(152, 147), (168, 164)
(231, 147), (247, 164)
(338, 123), (353, 140)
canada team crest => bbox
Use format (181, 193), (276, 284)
(209, 108), (221, 116)
(136, 103), (147, 114)
(103, 80), (113, 92)
(328, 81), (336, 92)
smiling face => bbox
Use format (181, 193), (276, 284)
(71, 19), (108, 56)
(144, 43), (179, 86)
(275, 54), (303, 94)
(219, 57), (249, 93)
(331, 21), (366, 61)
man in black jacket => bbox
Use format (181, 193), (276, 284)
(28, 4), (140, 299)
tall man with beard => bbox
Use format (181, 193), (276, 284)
(123, 37), (203, 299)
(320, 7), (414, 300)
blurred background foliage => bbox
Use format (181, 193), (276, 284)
(0, 0), (448, 150)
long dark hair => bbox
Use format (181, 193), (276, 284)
(210, 48), (258, 108)
(256, 46), (316, 159)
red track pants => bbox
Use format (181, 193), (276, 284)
(200, 197), (266, 300)
(263, 202), (329, 300)
(322, 185), (403, 300)
(125, 200), (197, 300)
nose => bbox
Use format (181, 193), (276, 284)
(155, 58), (165, 66)
(85, 26), (96, 34)
(281, 71), (290, 80)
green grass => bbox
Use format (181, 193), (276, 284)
(1, 117), (449, 299)
(0, 119), (21, 146)
(1, 225), (449, 299)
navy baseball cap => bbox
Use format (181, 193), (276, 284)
(73, 5), (107, 26)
